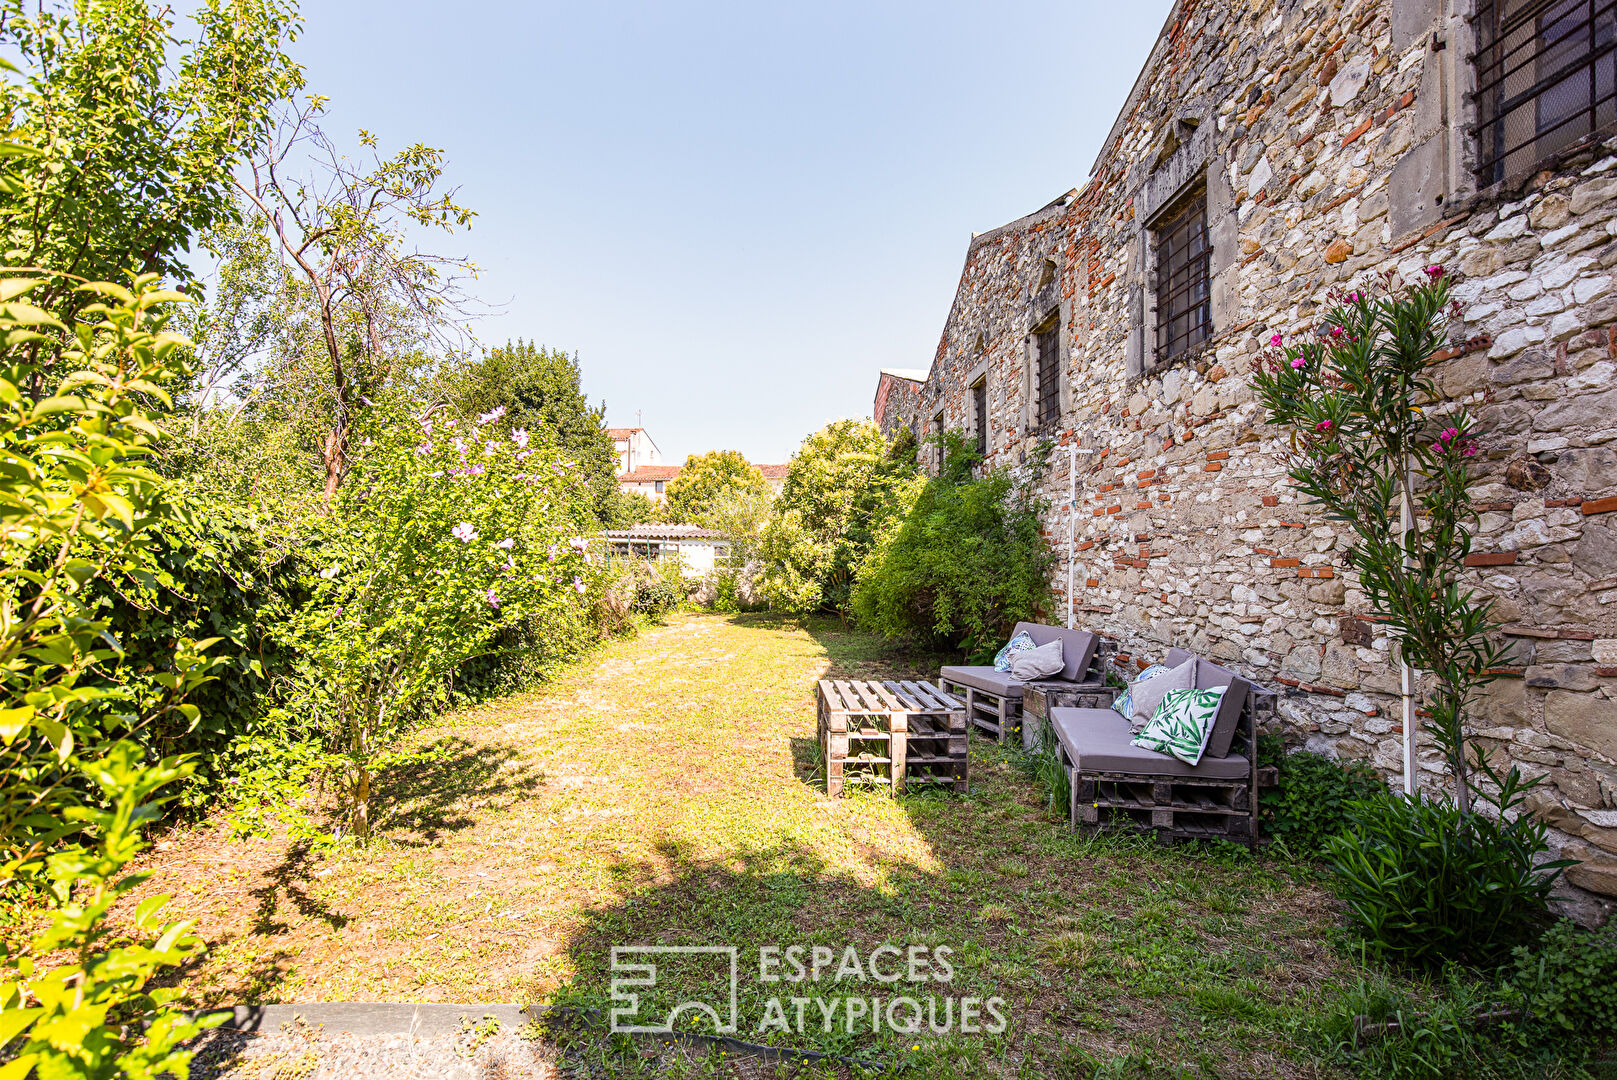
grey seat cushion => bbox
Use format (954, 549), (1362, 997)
(1049, 707), (1251, 780)
(1013, 622), (1099, 683)
(1164, 648), (1251, 760)
(939, 665), (1024, 698)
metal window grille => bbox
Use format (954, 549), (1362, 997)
(1154, 192), (1212, 364)
(1475, 0), (1617, 185)
(1036, 324), (1061, 426)
(972, 381), (988, 457)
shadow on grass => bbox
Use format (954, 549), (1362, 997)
(371, 733), (546, 848)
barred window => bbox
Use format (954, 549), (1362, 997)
(1035, 320), (1061, 426)
(1475, 0), (1617, 185)
(971, 379), (988, 458)
(1154, 190), (1212, 365)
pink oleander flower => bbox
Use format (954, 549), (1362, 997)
(573, 575), (586, 594)
(1348, 291), (1361, 303)
(512, 428), (530, 449)
(1463, 443), (1478, 457)
(477, 405), (507, 426)
(453, 522), (477, 542)
(1270, 333), (1283, 346)
(1290, 357), (1305, 370)
(486, 588), (500, 609)
(1315, 420), (1333, 432)
(1330, 325), (1345, 338)
(497, 537), (515, 549)
(1424, 265), (1445, 280)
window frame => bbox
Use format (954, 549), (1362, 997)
(1152, 185), (1213, 367)
(1473, 0), (1617, 186)
(971, 378), (989, 458)
(1033, 314), (1062, 429)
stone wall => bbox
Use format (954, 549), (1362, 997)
(878, 0), (1617, 920)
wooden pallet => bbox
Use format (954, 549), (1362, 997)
(884, 680), (968, 793)
(1058, 680), (1280, 850)
(817, 679), (967, 796)
(1074, 774), (1254, 843)
(1021, 680), (1118, 752)
(935, 677), (1021, 743)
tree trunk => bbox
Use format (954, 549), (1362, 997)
(349, 763), (371, 843)
(322, 428), (344, 510)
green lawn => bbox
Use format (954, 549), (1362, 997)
(139, 613), (1480, 1078)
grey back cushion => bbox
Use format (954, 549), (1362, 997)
(1009, 639), (1065, 680)
(1164, 647), (1250, 759)
(1013, 622), (1099, 682)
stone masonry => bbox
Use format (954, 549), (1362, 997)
(876, 0), (1617, 920)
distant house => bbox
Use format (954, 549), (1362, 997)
(608, 427), (661, 475)
(757, 463), (789, 496)
(612, 424), (788, 503)
(603, 524), (732, 578)
(619, 464), (682, 502)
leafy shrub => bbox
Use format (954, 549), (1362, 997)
(0, 276), (227, 1080)
(1262, 744), (1386, 855)
(1325, 772), (1568, 969)
(1508, 918), (1617, 1041)
(757, 420), (920, 616)
(852, 434), (1052, 658)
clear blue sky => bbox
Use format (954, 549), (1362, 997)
(288, 1), (1173, 466)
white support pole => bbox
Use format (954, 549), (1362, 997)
(1400, 457), (1417, 797)
(1067, 441), (1077, 629)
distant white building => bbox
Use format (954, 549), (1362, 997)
(608, 427), (661, 475)
(612, 424), (787, 504)
(603, 524), (732, 578)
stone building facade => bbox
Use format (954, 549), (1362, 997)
(876, 0), (1617, 918)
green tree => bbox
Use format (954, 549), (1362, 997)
(236, 99), (476, 505)
(758, 420), (919, 615)
(440, 340), (619, 517)
(853, 434), (1052, 658)
(663, 449), (769, 525)
(601, 487), (656, 529)
(0, 0), (302, 326)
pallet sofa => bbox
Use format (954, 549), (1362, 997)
(1047, 648), (1276, 849)
(937, 623), (1106, 745)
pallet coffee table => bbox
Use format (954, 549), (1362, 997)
(816, 680), (968, 796)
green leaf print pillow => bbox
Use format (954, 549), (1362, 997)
(1131, 686), (1228, 766)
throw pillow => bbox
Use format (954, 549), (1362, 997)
(993, 631), (1036, 673)
(1132, 685), (1229, 766)
(1128, 657), (1196, 729)
(1112, 663), (1169, 720)
(1009, 639), (1064, 681)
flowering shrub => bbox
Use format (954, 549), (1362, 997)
(277, 400), (601, 840)
(1251, 269), (1513, 813)
(1253, 270), (1570, 966)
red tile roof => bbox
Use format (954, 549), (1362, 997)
(606, 427), (642, 439)
(619, 465), (682, 481)
(756, 464), (789, 479)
